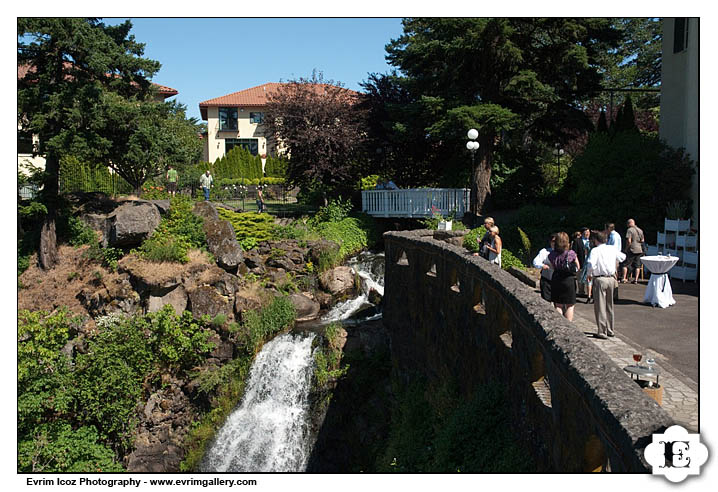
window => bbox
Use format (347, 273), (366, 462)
(219, 107), (238, 131)
(250, 112), (264, 124)
(673, 18), (689, 53)
(225, 138), (259, 156)
(18, 130), (34, 154)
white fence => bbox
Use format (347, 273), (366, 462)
(361, 188), (470, 218)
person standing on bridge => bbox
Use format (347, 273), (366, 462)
(477, 217), (495, 259)
(486, 225), (502, 267)
(585, 230), (626, 339)
(543, 232), (580, 321)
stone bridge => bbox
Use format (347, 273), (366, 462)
(382, 230), (673, 472)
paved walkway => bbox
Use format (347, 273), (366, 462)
(535, 278), (699, 432)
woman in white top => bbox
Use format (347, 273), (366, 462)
(486, 225), (502, 268)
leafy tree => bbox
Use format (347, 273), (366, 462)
(358, 72), (442, 187)
(368, 18), (621, 216)
(263, 71), (368, 205)
(100, 96), (202, 195)
(18, 18), (160, 269)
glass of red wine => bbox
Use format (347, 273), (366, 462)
(633, 353), (642, 366)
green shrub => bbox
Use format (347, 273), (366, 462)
(18, 309), (80, 433)
(72, 316), (154, 447)
(308, 198), (354, 226)
(314, 322), (349, 389)
(137, 234), (192, 263)
(462, 226), (487, 253)
(241, 295), (296, 354)
(18, 423), (124, 473)
(162, 196), (207, 248)
(377, 381), (534, 472)
(217, 208), (277, 245)
(360, 174), (380, 190)
(500, 248), (525, 271)
(517, 227), (532, 264)
(136, 196), (206, 263)
(83, 245), (124, 271)
(312, 218), (369, 259)
(18, 308), (79, 386)
(567, 131), (695, 239)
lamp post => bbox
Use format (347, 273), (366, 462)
(553, 143), (564, 183)
(466, 129), (480, 217)
(466, 128), (480, 170)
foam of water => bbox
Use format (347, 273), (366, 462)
(321, 252), (385, 323)
(201, 333), (317, 472)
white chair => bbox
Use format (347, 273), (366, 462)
(676, 234), (697, 250)
(671, 251), (698, 282)
(665, 218), (691, 233)
(683, 251), (699, 267)
(657, 232), (669, 249)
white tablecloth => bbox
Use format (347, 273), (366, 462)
(640, 256), (679, 308)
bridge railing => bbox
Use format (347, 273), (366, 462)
(361, 188), (470, 218)
(383, 230), (673, 472)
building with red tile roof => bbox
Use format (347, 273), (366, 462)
(199, 83), (359, 163)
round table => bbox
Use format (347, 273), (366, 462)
(640, 255), (679, 308)
(623, 364), (661, 385)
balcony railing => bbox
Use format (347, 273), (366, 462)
(361, 188), (470, 218)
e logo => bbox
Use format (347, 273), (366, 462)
(645, 425), (708, 483)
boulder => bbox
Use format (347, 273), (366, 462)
(148, 199), (171, 216)
(266, 255), (300, 272)
(307, 240), (340, 265)
(108, 201), (162, 247)
(147, 285), (188, 316)
(319, 266), (356, 297)
(289, 293), (321, 322)
(118, 256), (183, 296)
(208, 333), (234, 361)
(80, 213), (111, 246)
(126, 440), (184, 473)
(187, 286), (232, 320)
(234, 294), (262, 320)
(203, 219), (244, 272)
(192, 201), (219, 221)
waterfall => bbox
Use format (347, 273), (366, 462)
(321, 251), (385, 323)
(201, 333), (317, 472)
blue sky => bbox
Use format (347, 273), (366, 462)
(106, 18), (406, 122)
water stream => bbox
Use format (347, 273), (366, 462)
(200, 333), (317, 472)
(320, 251), (385, 324)
(201, 250), (385, 472)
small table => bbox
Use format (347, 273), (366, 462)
(624, 364), (663, 405)
(640, 255), (679, 308)
(623, 364), (661, 386)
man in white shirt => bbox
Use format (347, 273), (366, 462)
(585, 230), (626, 339)
(532, 234), (556, 302)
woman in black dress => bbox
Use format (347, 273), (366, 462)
(542, 231), (580, 321)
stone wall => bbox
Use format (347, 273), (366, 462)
(383, 230), (673, 472)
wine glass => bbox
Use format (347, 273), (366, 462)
(633, 353), (642, 367)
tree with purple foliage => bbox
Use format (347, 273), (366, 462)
(263, 71), (368, 206)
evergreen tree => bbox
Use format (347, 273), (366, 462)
(596, 110), (609, 133)
(376, 18), (621, 215)
(18, 18), (160, 269)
